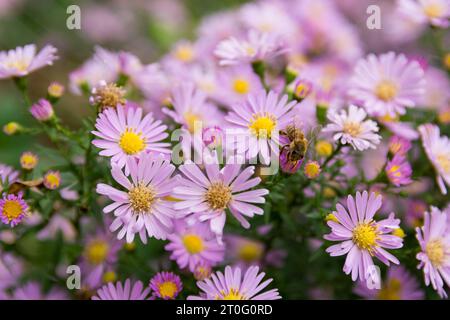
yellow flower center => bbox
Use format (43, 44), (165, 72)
(375, 80), (398, 101)
(233, 78), (250, 94)
(249, 113), (277, 138)
(3, 122), (19, 135)
(182, 234), (204, 254)
(128, 184), (156, 213)
(424, 3), (444, 18)
(5, 59), (29, 72)
(103, 271), (117, 283)
(85, 240), (109, 265)
(426, 239), (445, 267)
(343, 122), (362, 137)
(220, 288), (245, 300)
(205, 182), (232, 211)
(174, 45), (194, 62)
(304, 162), (321, 179)
(119, 129), (145, 155)
(436, 154), (450, 173)
(325, 213), (339, 223)
(2, 200), (23, 222)
(315, 140), (333, 157)
(238, 243), (263, 262)
(158, 281), (178, 299)
(20, 153), (38, 170)
(392, 228), (406, 238)
(352, 222), (379, 252)
(377, 278), (402, 300)
(184, 112), (202, 133)
(44, 173), (60, 189)
(388, 165), (402, 178)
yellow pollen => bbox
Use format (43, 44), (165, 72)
(119, 129), (145, 155)
(93, 83), (126, 109)
(352, 222), (378, 252)
(184, 112), (202, 133)
(343, 122), (362, 137)
(2, 200), (23, 222)
(436, 154), (450, 173)
(85, 240), (109, 265)
(426, 239), (445, 267)
(377, 278), (402, 300)
(174, 45), (194, 62)
(220, 288), (244, 300)
(158, 281), (178, 299)
(375, 80), (398, 101)
(249, 113), (276, 138)
(182, 234), (204, 254)
(103, 271), (117, 283)
(128, 184), (156, 213)
(424, 3), (444, 18)
(304, 162), (321, 179)
(205, 182), (232, 211)
(238, 243), (263, 262)
(233, 78), (250, 94)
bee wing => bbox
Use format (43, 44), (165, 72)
(306, 125), (323, 147)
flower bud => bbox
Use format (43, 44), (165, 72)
(30, 99), (54, 122)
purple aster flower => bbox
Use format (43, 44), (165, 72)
(96, 153), (180, 243)
(354, 266), (424, 300)
(188, 265), (281, 300)
(324, 191), (404, 283)
(415, 206), (450, 298)
(388, 135), (412, 156)
(0, 163), (19, 186)
(225, 235), (265, 270)
(0, 44), (57, 79)
(12, 282), (67, 300)
(149, 271), (183, 300)
(399, 0), (450, 28)
(92, 279), (151, 300)
(349, 52), (425, 117)
(0, 192), (28, 227)
(29, 99), (54, 122)
(405, 199), (427, 228)
(225, 90), (299, 164)
(385, 154), (413, 187)
(214, 30), (287, 66)
(165, 220), (225, 272)
(92, 106), (170, 175)
(418, 124), (450, 195)
(173, 160), (268, 242)
(323, 105), (381, 151)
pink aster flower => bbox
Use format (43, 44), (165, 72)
(354, 266), (424, 300)
(0, 44), (57, 79)
(385, 154), (413, 187)
(349, 52), (425, 117)
(29, 99), (54, 122)
(12, 282), (67, 300)
(188, 265), (281, 300)
(0, 192), (28, 227)
(418, 124), (450, 194)
(96, 153), (179, 243)
(214, 30), (287, 66)
(388, 135), (412, 156)
(165, 220), (225, 272)
(163, 83), (223, 134)
(149, 271), (183, 300)
(415, 206), (450, 298)
(0, 163), (19, 186)
(92, 106), (170, 175)
(325, 191), (404, 283)
(225, 90), (299, 164)
(399, 0), (450, 28)
(92, 279), (151, 300)
(323, 105), (381, 151)
(173, 160), (268, 242)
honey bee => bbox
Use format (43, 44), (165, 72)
(280, 121), (321, 165)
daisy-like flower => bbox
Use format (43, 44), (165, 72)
(92, 106), (170, 174)
(163, 83), (223, 134)
(165, 220), (225, 272)
(20, 152), (38, 170)
(419, 124), (450, 194)
(29, 99), (54, 122)
(323, 105), (381, 151)
(149, 271), (183, 300)
(324, 191), (404, 283)
(92, 279), (151, 300)
(43, 170), (61, 190)
(12, 282), (67, 300)
(388, 135), (412, 156)
(354, 266), (424, 300)
(349, 52), (425, 117)
(96, 153), (179, 243)
(0, 192), (28, 227)
(225, 90), (299, 164)
(0, 163), (19, 186)
(89, 80), (126, 110)
(0, 44), (58, 79)
(304, 161), (321, 179)
(188, 265), (281, 300)
(214, 30), (287, 66)
(173, 160), (268, 241)
(399, 0), (450, 28)
(385, 154), (413, 187)
(415, 206), (450, 298)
